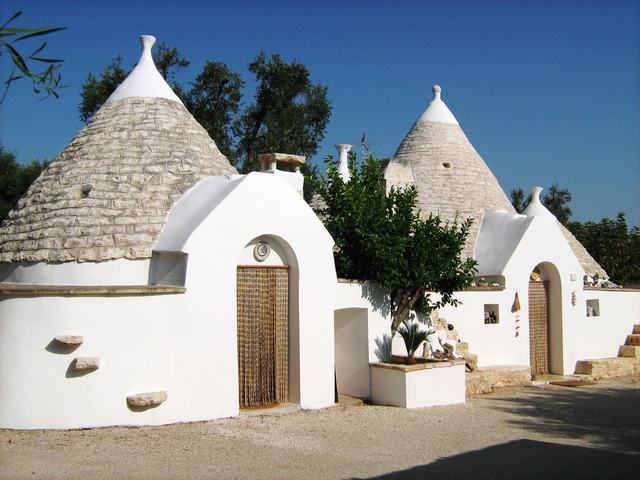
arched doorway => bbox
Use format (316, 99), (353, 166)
(528, 262), (563, 377)
(237, 237), (290, 408)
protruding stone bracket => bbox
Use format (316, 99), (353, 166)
(127, 391), (167, 409)
(73, 357), (100, 371)
(258, 153), (306, 173)
(54, 335), (84, 346)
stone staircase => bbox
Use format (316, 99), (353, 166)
(574, 324), (640, 378)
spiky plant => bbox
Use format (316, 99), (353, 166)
(398, 320), (428, 361)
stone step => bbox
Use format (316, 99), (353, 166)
(633, 324), (640, 335)
(618, 344), (640, 359)
(466, 365), (531, 396)
(574, 357), (639, 378)
(625, 334), (640, 346)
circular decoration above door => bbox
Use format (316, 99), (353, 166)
(253, 241), (271, 262)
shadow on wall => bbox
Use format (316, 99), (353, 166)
(45, 339), (81, 354)
(351, 439), (640, 480)
(361, 283), (390, 318)
(490, 384), (640, 455)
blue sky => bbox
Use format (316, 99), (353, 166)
(1, 0), (638, 225)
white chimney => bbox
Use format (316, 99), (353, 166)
(523, 186), (555, 218)
(257, 153), (306, 196)
(335, 144), (352, 182)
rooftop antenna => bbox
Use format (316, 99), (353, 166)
(361, 132), (369, 157)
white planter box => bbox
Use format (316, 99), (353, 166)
(370, 359), (466, 408)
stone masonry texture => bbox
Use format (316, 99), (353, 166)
(0, 97), (237, 264)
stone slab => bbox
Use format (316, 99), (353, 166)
(54, 335), (84, 345)
(73, 357), (100, 371)
(574, 357), (638, 378)
(625, 334), (640, 346)
(618, 345), (640, 359)
(127, 391), (167, 408)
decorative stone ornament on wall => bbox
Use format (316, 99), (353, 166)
(253, 241), (271, 262)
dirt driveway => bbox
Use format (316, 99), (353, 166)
(1, 376), (639, 479)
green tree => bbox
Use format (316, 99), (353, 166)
(0, 144), (49, 221)
(0, 11), (65, 104)
(79, 56), (127, 123)
(316, 153), (477, 335)
(153, 41), (190, 88)
(185, 61), (243, 162)
(510, 187), (530, 214)
(234, 52), (331, 173)
(543, 183), (572, 224)
(569, 214), (640, 285)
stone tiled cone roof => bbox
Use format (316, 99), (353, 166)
(559, 223), (606, 278)
(0, 97), (237, 263)
(387, 120), (515, 260)
(384, 88), (606, 278)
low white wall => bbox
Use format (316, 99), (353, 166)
(334, 279), (640, 379)
(370, 363), (466, 408)
(0, 293), (221, 429)
(563, 289), (640, 368)
(334, 281), (530, 370)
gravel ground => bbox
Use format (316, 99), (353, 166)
(1, 376), (639, 480)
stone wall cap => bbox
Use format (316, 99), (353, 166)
(258, 153), (306, 165)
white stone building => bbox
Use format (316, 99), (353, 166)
(0, 36), (337, 429)
(0, 36), (638, 429)
(333, 86), (640, 400)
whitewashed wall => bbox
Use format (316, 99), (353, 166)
(0, 173), (337, 429)
(563, 289), (640, 366)
(333, 214), (640, 383)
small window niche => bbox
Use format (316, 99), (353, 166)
(586, 299), (600, 317)
(484, 304), (499, 324)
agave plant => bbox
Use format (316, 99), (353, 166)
(398, 320), (428, 361)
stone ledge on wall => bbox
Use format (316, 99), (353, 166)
(127, 391), (168, 408)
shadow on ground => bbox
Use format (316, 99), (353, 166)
(353, 439), (640, 480)
(490, 384), (640, 454)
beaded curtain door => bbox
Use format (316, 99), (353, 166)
(237, 267), (289, 408)
(528, 281), (550, 378)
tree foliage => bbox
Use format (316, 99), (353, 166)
(0, 11), (65, 105)
(569, 214), (640, 285)
(0, 144), (49, 221)
(316, 153), (477, 335)
(79, 56), (127, 123)
(543, 183), (572, 224)
(233, 52), (331, 172)
(185, 61), (242, 162)
(510, 187), (530, 214)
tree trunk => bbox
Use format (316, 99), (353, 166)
(390, 288), (424, 335)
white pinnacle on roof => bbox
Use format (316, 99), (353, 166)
(417, 85), (458, 125)
(108, 35), (183, 104)
(524, 186), (555, 218)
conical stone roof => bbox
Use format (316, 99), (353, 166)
(385, 85), (515, 260)
(0, 36), (237, 264)
(384, 85), (606, 278)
